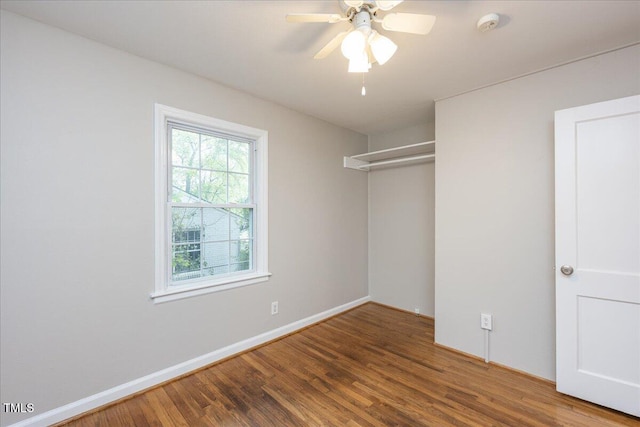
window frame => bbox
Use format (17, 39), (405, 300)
(152, 104), (269, 303)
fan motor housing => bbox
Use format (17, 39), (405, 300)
(353, 10), (372, 30)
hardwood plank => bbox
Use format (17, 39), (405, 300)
(56, 303), (640, 426)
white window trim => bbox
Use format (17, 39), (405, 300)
(152, 104), (270, 304)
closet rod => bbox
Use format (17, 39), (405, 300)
(358, 153), (435, 170)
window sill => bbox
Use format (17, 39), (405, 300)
(151, 272), (272, 304)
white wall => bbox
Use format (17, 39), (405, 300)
(368, 123), (436, 316)
(0, 11), (368, 426)
(434, 45), (640, 380)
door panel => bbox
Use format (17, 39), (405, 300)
(555, 95), (640, 417)
(576, 114), (639, 273)
(577, 296), (639, 384)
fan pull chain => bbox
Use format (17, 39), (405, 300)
(361, 73), (366, 96)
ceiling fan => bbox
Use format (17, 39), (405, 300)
(286, 0), (436, 73)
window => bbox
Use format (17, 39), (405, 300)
(153, 104), (269, 303)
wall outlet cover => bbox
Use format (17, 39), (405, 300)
(481, 313), (493, 330)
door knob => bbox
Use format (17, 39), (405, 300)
(560, 265), (574, 276)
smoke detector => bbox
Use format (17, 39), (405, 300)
(477, 13), (500, 32)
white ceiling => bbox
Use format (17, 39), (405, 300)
(2, 0), (639, 135)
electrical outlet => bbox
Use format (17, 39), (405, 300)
(480, 313), (493, 330)
(271, 301), (279, 315)
(414, 308), (420, 316)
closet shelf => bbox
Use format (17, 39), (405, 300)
(344, 140), (435, 171)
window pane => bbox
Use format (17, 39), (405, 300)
(203, 208), (229, 242)
(203, 242), (229, 269)
(172, 207), (201, 243)
(172, 207), (202, 281)
(201, 136), (227, 171)
(201, 170), (227, 203)
(229, 140), (250, 174)
(230, 262), (250, 273)
(172, 243), (201, 280)
(171, 128), (200, 168)
(172, 167), (200, 202)
(211, 266), (229, 275)
(228, 173), (249, 204)
(230, 240), (252, 265)
(172, 227), (201, 243)
(230, 208), (252, 239)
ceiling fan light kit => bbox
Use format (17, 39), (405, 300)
(286, 0), (436, 91)
(341, 26), (367, 60)
(348, 51), (371, 73)
(369, 30), (397, 65)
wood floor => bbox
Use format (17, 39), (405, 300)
(58, 303), (639, 426)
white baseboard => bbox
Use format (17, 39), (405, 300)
(8, 296), (371, 427)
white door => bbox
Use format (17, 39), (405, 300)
(555, 95), (640, 417)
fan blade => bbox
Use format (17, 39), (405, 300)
(286, 13), (343, 23)
(381, 13), (436, 35)
(314, 31), (350, 59)
(375, 1), (403, 11)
